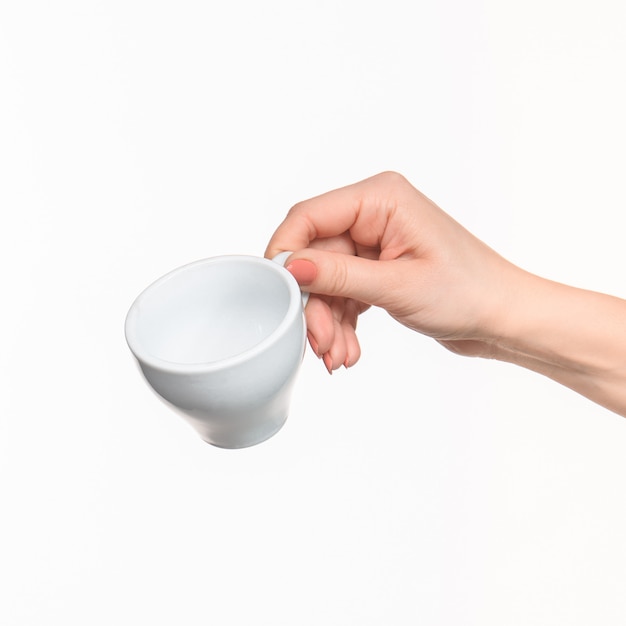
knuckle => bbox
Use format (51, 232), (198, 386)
(287, 201), (304, 216)
(377, 170), (408, 187)
(286, 201), (317, 242)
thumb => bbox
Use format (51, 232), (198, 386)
(284, 249), (400, 307)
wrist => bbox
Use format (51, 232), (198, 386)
(489, 270), (626, 415)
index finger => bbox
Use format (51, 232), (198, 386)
(264, 171), (407, 258)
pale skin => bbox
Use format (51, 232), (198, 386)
(265, 171), (626, 417)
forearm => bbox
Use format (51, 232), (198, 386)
(492, 271), (626, 417)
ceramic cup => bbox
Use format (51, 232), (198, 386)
(124, 252), (307, 448)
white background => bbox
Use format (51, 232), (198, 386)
(1, 1), (626, 624)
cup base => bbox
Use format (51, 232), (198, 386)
(200, 417), (287, 449)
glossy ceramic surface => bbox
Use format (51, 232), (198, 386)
(125, 255), (307, 448)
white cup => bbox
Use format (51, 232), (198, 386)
(124, 253), (307, 448)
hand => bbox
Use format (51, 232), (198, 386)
(266, 171), (521, 372)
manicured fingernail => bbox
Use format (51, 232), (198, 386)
(286, 259), (317, 286)
(323, 353), (333, 375)
(307, 332), (321, 357)
(343, 355), (351, 369)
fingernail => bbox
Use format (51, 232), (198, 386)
(286, 259), (317, 286)
(307, 332), (321, 357)
(323, 353), (333, 375)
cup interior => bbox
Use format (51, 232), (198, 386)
(128, 258), (293, 366)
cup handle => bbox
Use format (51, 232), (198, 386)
(271, 251), (309, 308)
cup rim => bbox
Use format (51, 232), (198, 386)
(124, 255), (303, 374)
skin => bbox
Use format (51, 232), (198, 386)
(266, 171), (626, 417)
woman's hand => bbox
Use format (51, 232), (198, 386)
(267, 171), (626, 418)
(266, 171), (520, 372)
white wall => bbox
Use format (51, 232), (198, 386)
(1, 1), (625, 624)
